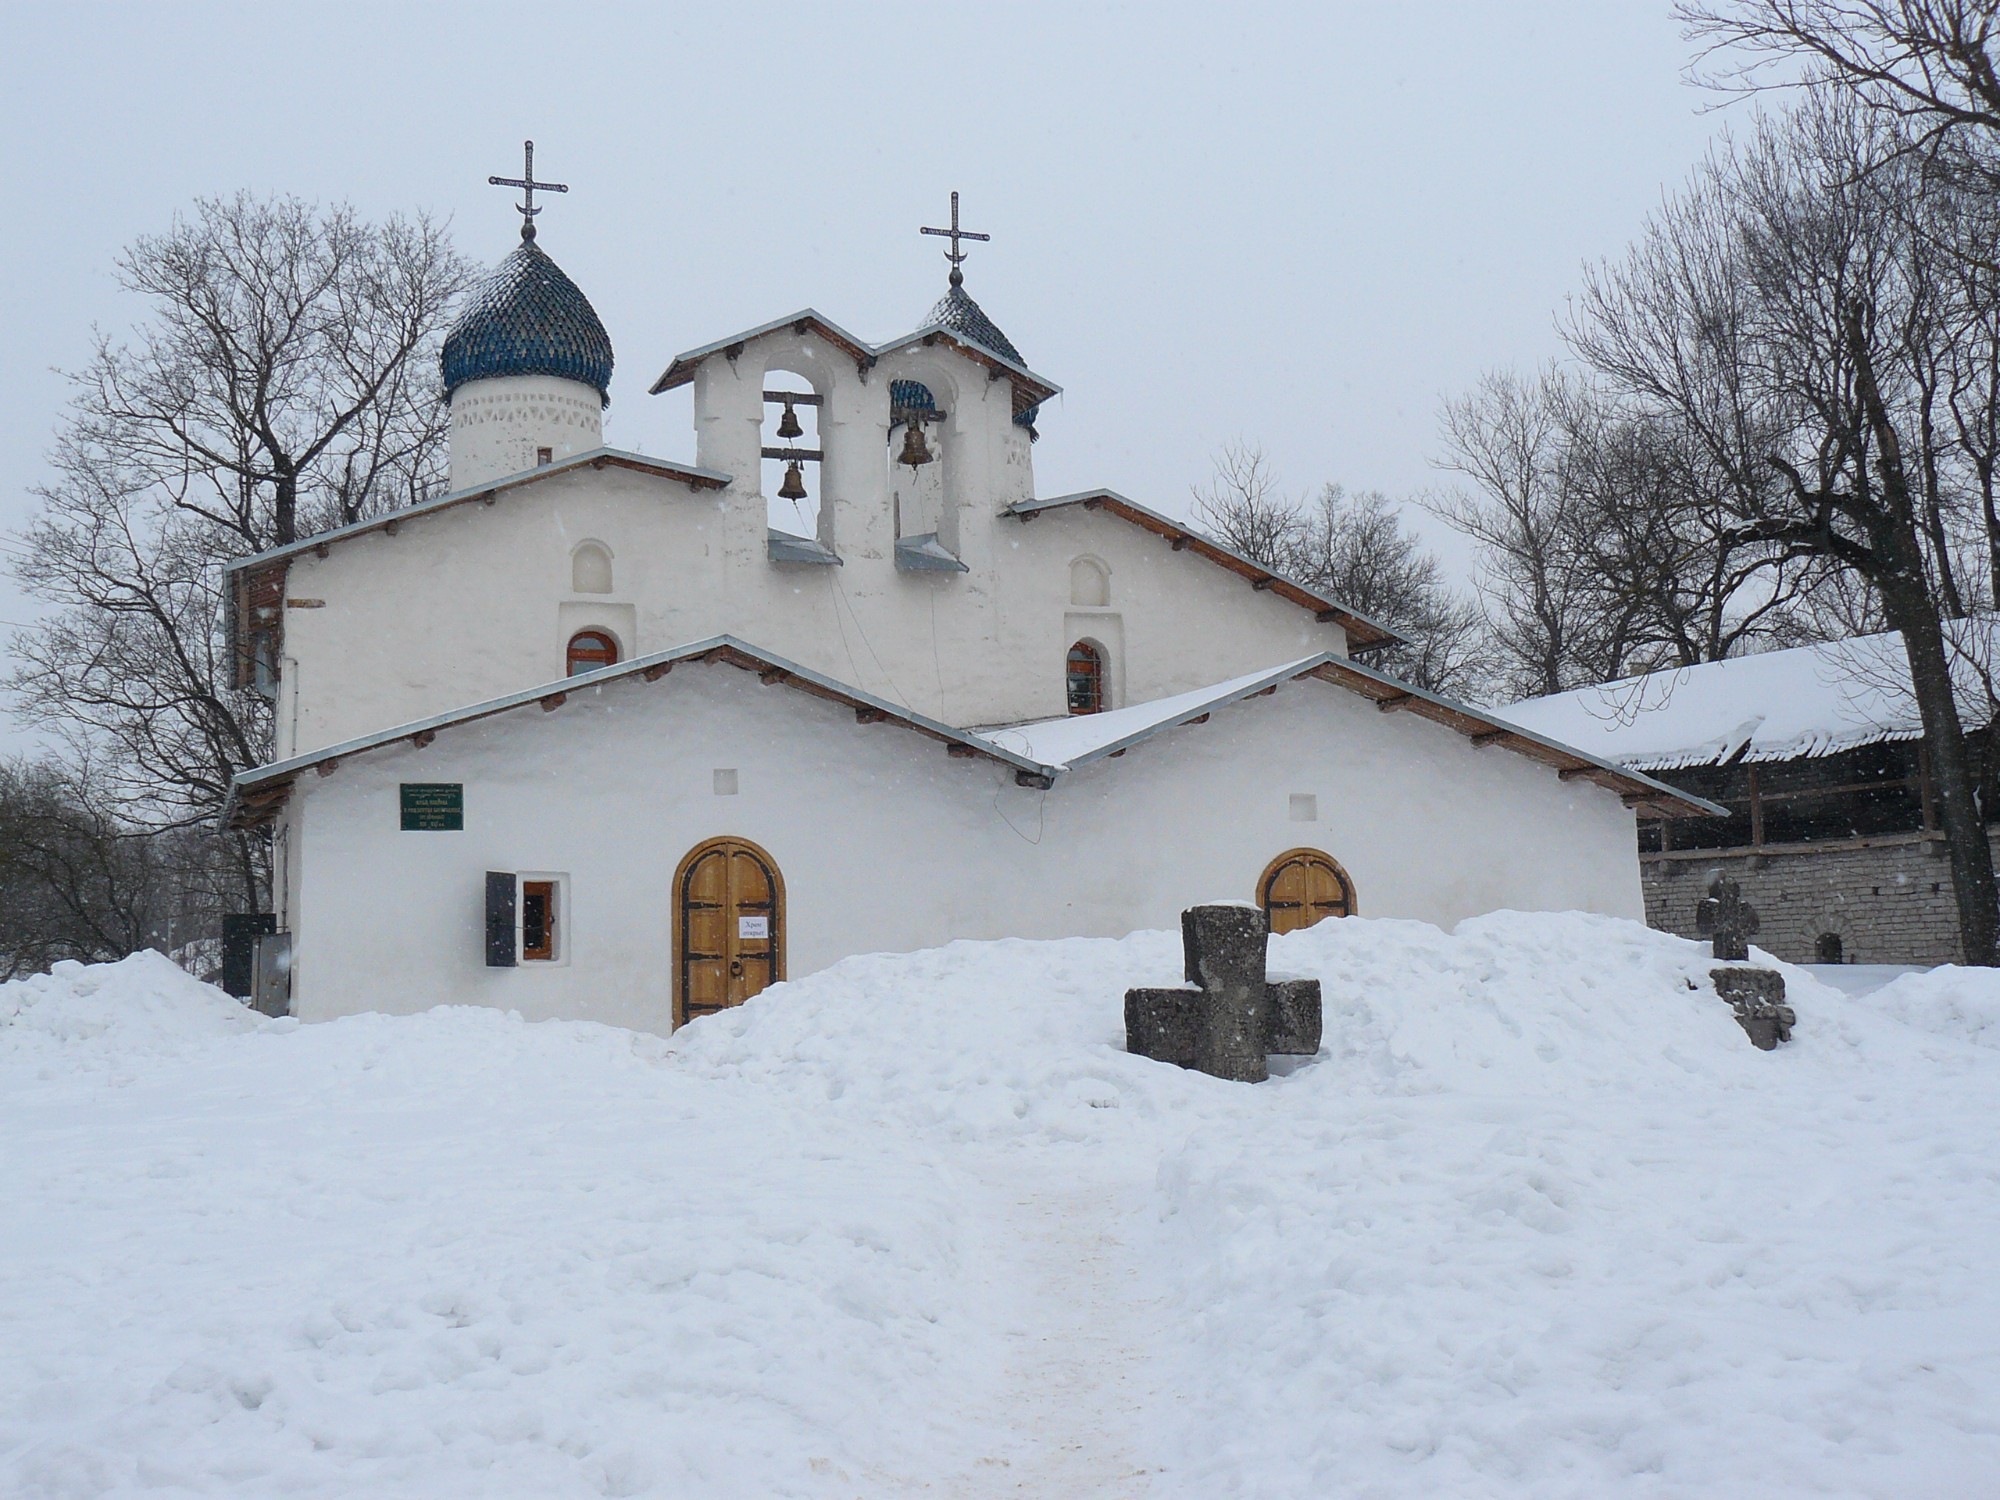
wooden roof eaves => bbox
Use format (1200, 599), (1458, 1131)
(1002, 491), (1403, 651)
(648, 309), (879, 394)
(221, 449), (732, 579)
(871, 325), (1062, 407)
(219, 635), (1052, 831)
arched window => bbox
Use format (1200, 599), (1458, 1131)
(567, 630), (619, 676)
(1259, 849), (1355, 933)
(1066, 640), (1105, 715)
(571, 542), (613, 594)
(1069, 557), (1110, 608)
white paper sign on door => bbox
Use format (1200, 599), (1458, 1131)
(738, 915), (770, 939)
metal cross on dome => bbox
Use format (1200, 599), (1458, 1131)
(921, 191), (990, 287)
(488, 140), (568, 242)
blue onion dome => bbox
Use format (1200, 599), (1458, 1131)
(441, 238), (614, 404)
(924, 280), (1041, 435)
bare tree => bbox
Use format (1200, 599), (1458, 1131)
(1680, 1), (2000, 154)
(1193, 443), (1490, 697)
(1568, 95), (2000, 963)
(0, 756), (236, 980)
(7, 195), (472, 910)
(1429, 368), (1623, 698)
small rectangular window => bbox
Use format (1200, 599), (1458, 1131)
(521, 879), (557, 961)
(537, 446), (554, 467)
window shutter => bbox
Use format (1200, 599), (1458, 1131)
(485, 872), (518, 967)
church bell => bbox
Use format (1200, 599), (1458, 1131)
(777, 460), (808, 501)
(898, 420), (935, 469)
(776, 398), (804, 441)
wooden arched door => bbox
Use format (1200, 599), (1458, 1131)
(675, 838), (785, 1028)
(1259, 848), (1355, 933)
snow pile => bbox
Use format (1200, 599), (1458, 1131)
(6, 916), (2000, 1496)
(0, 949), (262, 1070)
(1870, 964), (2000, 1049)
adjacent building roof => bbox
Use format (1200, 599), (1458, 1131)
(222, 636), (1718, 830)
(442, 239), (615, 402)
(1501, 623), (2000, 773)
(1002, 490), (1403, 652)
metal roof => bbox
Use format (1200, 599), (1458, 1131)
(647, 306), (1062, 416)
(223, 448), (729, 577)
(221, 636), (1051, 830)
(222, 634), (1719, 830)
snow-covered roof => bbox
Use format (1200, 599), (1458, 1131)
(976, 653), (1718, 817)
(1501, 625), (2000, 773)
(979, 663), (1304, 768)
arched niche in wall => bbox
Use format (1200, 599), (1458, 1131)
(571, 540), (613, 595)
(1069, 555), (1110, 608)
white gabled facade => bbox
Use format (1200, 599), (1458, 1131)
(256, 650), (1654, 1033)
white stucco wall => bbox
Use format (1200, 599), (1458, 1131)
(279, 662), (1641, 1033)
(273, 458), (1348, 758)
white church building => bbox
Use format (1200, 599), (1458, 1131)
(220, 175), (1711, 1031)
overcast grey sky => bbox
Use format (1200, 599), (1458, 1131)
(0, 2), (1725, 751)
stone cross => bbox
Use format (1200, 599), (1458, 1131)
(1695, 873), (1760, 962)
(1125, 904), (1322, 1083)
(1694, 872), (1795, 1049)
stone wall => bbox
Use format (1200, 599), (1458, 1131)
(1641, 830), (2000, 965)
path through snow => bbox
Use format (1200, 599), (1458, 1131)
(942, 1156), (1168, 1497)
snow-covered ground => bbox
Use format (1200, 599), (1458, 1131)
(5, 915), (1999, 1497)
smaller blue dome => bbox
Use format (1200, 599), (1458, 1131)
(442, 238), (614, 403)
(923, 281), (1041, 435)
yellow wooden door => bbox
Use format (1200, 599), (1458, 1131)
(1261, 850), (1354, 933)
(678, 839), (783, 1027)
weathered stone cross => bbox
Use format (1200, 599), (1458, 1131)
(1695, 873), (1760, 962)
(1125, 904), (1322, 1083)
(1695, 872), (1795, 1049)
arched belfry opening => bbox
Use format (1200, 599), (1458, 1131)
(889, 378), (947, 548)
(761, 376), (824, 543)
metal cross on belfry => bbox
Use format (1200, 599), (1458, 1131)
(921, 191), (990, 287)
(488, 140), (568, 242)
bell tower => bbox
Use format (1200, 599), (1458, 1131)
(441, 142), (613, 491)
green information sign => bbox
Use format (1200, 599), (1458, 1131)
(400, 783), (464, 831)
